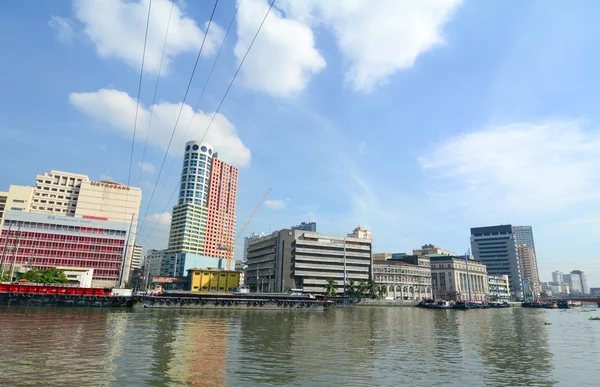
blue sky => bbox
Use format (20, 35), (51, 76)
(1, 0), (600, 285)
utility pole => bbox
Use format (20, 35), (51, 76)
(343, 237), (347, 297)
(0, 223), (13, 280)
(465, 250), (472, 302)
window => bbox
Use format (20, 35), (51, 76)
(13, 199), (25, 203)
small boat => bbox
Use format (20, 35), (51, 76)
(557, 300), (583, 309)
(489, 302), (511, 308)
(421, 300), (454, 309)
(452, 301), (469, 310)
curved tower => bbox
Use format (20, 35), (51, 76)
(179, 141), (214, 206)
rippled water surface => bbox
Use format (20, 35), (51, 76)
(1, 305), (599, 386)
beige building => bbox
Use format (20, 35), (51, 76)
(430, 255), (489, 301)
(348, 226), (372, 240)
(30, 170), (142, 285)
(413, 244), (454, 257)
(517, 244), (541, 297)
(373, 254), (432, 299)
(0, 185), (35, 227)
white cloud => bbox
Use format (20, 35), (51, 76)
(48, 16), (75, 42)
(99, 173), (114, 181)
(69, 88), (251, 167)
(72, 0), (224, 73)
(279, 0), (462, 92)
(264, 199), (287, 210)
(421, 121), (600, 213)
(137, 161), (156, 173)
(144, 212), (172, 227)
(235, 0), (326, 97)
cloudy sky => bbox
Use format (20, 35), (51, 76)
(1, 0), (600, 285)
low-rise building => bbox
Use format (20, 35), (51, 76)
(413, 244), (454, 257)
(0, 185), (35, 228)
(235, 260), (246, 285)
(372, 254), (431, 299)
(590, 287), (600, 296)
(430, 255), (489, 301)
(488, 275), (511, 301)
(145, 249), (165, 277)
(186, 268), (240, 292)
(150, 276), (187, 290)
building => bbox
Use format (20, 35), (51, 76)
(235, 260), (246, 285)
(564, 273), (583, 294)
(540, 282), (553, 297)
(150, 276), (187, 290)
(488, 275), (511, 301)
(131, 244), (143, 270)
(470, 225), (524, 298)
(590, 287), (600, 296)
(372, 254), (431, 299)
(291, 222), (316, 232)
(552, 270), (563, 284)
(348, 226), (372, 240)
(243, 232), (265, 261)
(570, 270), (589, 294)
(550, 283), (570, 296)
(245, 228), (373, 294)
(516, 244), (541, 297)
(186, 268), (240, 292)
(513, 226), (536, 252)
(430, 255), (489, 301)
(60, 267), (94, 288)
(164, 142), (238, 276)
(145, 249), (165, 277)
(0, 211), (130, 288)
(413, 244), (454, 257)
(29, 170), (142, 284)
(0, 185), (35, 227)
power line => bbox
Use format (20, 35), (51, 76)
(137, 0), (176, 188)
(138, 0), (275, 247)
(137, 0), (220, 238)
(127, 0), (153, 187)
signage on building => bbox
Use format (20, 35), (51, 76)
(47, 215), (92, 224)
(90, 181), (130, 190)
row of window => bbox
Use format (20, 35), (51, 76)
(3, 221), (127, 236)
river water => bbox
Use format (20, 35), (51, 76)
(1, 305), (599, 386)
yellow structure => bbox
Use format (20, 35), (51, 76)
(187, 268), (240, 293)
(0, 185), (35, 227)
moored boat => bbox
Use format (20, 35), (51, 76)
(0, 283), (132, 307)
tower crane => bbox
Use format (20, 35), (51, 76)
(221, 188), (272, 270)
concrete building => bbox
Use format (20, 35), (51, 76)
(513, 226), (536, 252)
(164, 142), (238, 275)
(540, 282), (553, 297)
(516, 244), (541, 297)
(60, 267), (94, 288)
(243, 232), (265, 261)
(570, 270), (589, 294)
(245, 228), (373, 294)
(372, 254), (431, 299)
(0, 185), (35, 228)
(348, 226), (372, 240)
(552, 270), (563, 284)
(291, 222), (316, 232)
(470, 225), (524, 298)
(488, 275), (511, 301)
(413, 244), (454, 257)
(0, 211), (130, 288)
(145, 249), (165, 277)
(564, 273), (583, 294)
(590, 287), (600, 296)
(430, 255), (489, 301)
(235, 260), (246, 285)
(131, 244), (143, 270)
(551, 283), (570, 295)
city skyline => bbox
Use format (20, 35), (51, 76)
(2, 1), (600, 285)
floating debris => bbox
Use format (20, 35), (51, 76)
(589, 316), (600, 321)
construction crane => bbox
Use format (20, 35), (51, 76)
(221, 188), (272, 270)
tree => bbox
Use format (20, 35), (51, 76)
(377, 284), (387, 299)
(22, 268), (68, 284)
(358, 280), (367, 299)
(347, 279), (356, 297)
(325, 278), (337, 296)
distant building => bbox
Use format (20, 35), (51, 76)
(430, 255), (489, 301)
(348, 226), (372, 240)
(516, 244), (541, 297)
(243, 232), (265, 261)
(413, 244), (453, 257)
(513, 226), (536, 252)
(145, 249), (165, 278)
(131, 244), (143, 270)
(470, 225), (524, 298)
(540, 282), (553, 297)
(372, 254), (431, 299)
(550, 283), (570, 295)
(590, 287), (600, 296)
(552, 271), (564, 284)
(291, 222), (316, 232)
(570, 270), (589, 294)
(235, 260), (246, 285)
(0, 185), (35, 228)
(488, 275), (511, 301)
(245, 228), (373, 294)
(564, 273), (583, 294)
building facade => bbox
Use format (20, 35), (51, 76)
(570, 270), (589, 294)
(186, 268), (240, 292)
(516, 244), (541, 297)
(131, 244), (143, 270)
(564, 273), (583, 294)
(372, 254), (431, 299)
(347, 226), (372, 240)
(413, 244), (454, 257)
(513, 226), (536, 252)
(488, 275), (511, 301)
(291, 222), (316, 232)
(0, 185), (35, 228)
(145, 249), (165, 277)
(245, 228), (373, 294)
(470, 225), (524, 298)
(430, 255), (489, 301)
(552, 270), (563, 284)
(243, 232), (265, 261)
(0, 211), (129, 287)
(164, 142), (238, 275)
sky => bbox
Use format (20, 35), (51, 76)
(1, 0), (600, 286)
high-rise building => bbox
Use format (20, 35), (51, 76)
(163, 142), (238, 276)
(564, 273), (582, 294)
(30, 170), (142, 283)
(243, 232), (265, 261)
(516, 244), (541, 297)
(0, 185), (35, 227)
(291, 222), (316, 232)
(552, 270), (563, 284)
(570, 270), (589, 294)
(131, 244), (143, 270)
(513, 226), (536, 252)
(470, 225), (524, 298)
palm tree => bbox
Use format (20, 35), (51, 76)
(347, 279), (356, 297)
(377, 284), (387, 299)
(358, 280), (367, 299)
(325, 278), (337, 296)
(367, 279), (377, 299)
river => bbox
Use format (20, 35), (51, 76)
(1, 305), (599, 386)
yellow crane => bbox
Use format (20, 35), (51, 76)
(221, 188), (272, 271)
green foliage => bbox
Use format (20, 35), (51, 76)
(22, 268), (68, 284)
(377, 284), (387, 299)
(325, 278), (337, 296)
(589, 316), (600, 321)
(0, 272), (10, 282)
(347, 279), (356, 297)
